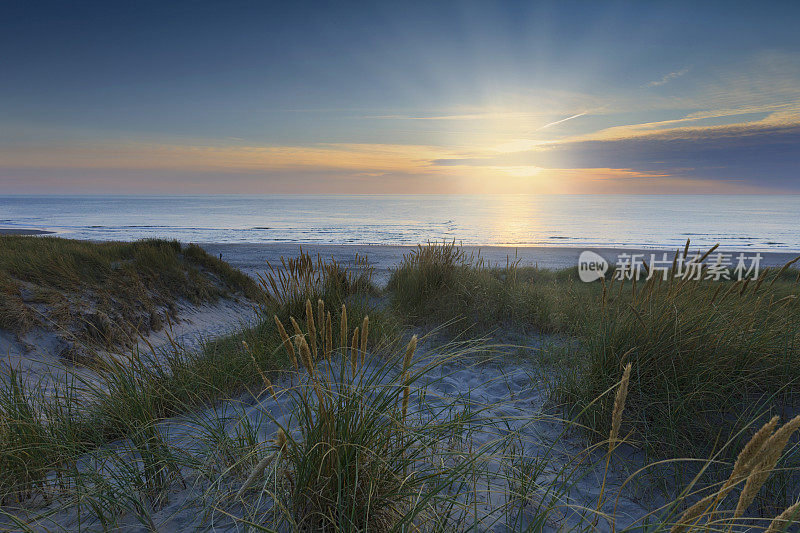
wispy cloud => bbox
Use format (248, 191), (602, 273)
(0, 142), (457, 175)
(643, 67), (690, 88)
(573, 103), (800, 142)
(536, 112), (588, 130)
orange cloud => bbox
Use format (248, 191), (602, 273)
(0, 142), (462, 175)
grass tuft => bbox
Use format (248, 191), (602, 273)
(258, 248), (376, 318)
(2, 243), (800, 531)
(0, 237), (264, 354)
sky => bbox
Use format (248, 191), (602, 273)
(1, 0), (799, 194)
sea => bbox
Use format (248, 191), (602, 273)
(1, 194), (799, 251)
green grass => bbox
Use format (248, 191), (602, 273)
(0, 248), (388, 507)
(2, 242), (800, 530)
(388, 242), (594, 333)
(558, 270), (800, 453)
(388, 243), (800, 501)
(183, 243), (263, 301)
(0, 236), (264, 350)
(258, 248), (377, 318)
(245, 313), (488, 531)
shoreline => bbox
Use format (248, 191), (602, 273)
(0, 227), (55, 235)
(3, 227), (799, 255)
(200, 242), (800, 284)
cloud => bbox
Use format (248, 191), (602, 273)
(568, 103), (800, 142)
(432, 118), (800, 193)
(536, 112), (588, 130)
(5, 115), (799, 194)
(4, 66), (800, 195)
(0, 141), (491, 194)
(643, 67), (690, 88)
(0, 142), (457, 175)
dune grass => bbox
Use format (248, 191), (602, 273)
(0, 236), (264, 352)
(558, 262), (800, 453)
(0, 248), (387, 507)
(388, 242), (800, 509)
(258, 248), (377, 317)
(388, 242), (592, 333)
(182, 243), (264, 302)
(2, 243), (800, 530)
(5, 306), (799, 530)
(246, 307), (473, 530)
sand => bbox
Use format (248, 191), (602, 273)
(0, 228), (55, 235)
(203, 242), (800, 286)
(3, 241), (781, 530)
(7, 336), (660, 532)
(1, 298), (258, 398)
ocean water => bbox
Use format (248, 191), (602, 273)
(1, 195), (799, 251)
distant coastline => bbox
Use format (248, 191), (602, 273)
(0, 227), (54, 235)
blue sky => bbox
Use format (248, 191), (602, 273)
(2, 1), (799, 193)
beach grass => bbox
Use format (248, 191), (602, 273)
(0, 246), (388, 508)
(244, 307), (477, 530)
(388, 243), (800, 506)
(388, 241), (599, 335)
(0, 236), (264, 351)
(558, 260), (800, 455)
(2, 241), (800, 530)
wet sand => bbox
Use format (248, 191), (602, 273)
(0, 227), (54, 235)
(201, 242), (800, 285)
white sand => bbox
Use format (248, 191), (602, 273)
(6, 336), (664, 532)
(0, 243), (690, 531)
(1, 298), (258, 397)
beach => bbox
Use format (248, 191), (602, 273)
(4, 0), (799, 528)
(202, 242), (800, 285)
(1, 237), (799, 531)
(0, 227), (54, 235)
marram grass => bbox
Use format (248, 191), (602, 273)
(0, 236), (264, 350)
(1, 245), (800, 531)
